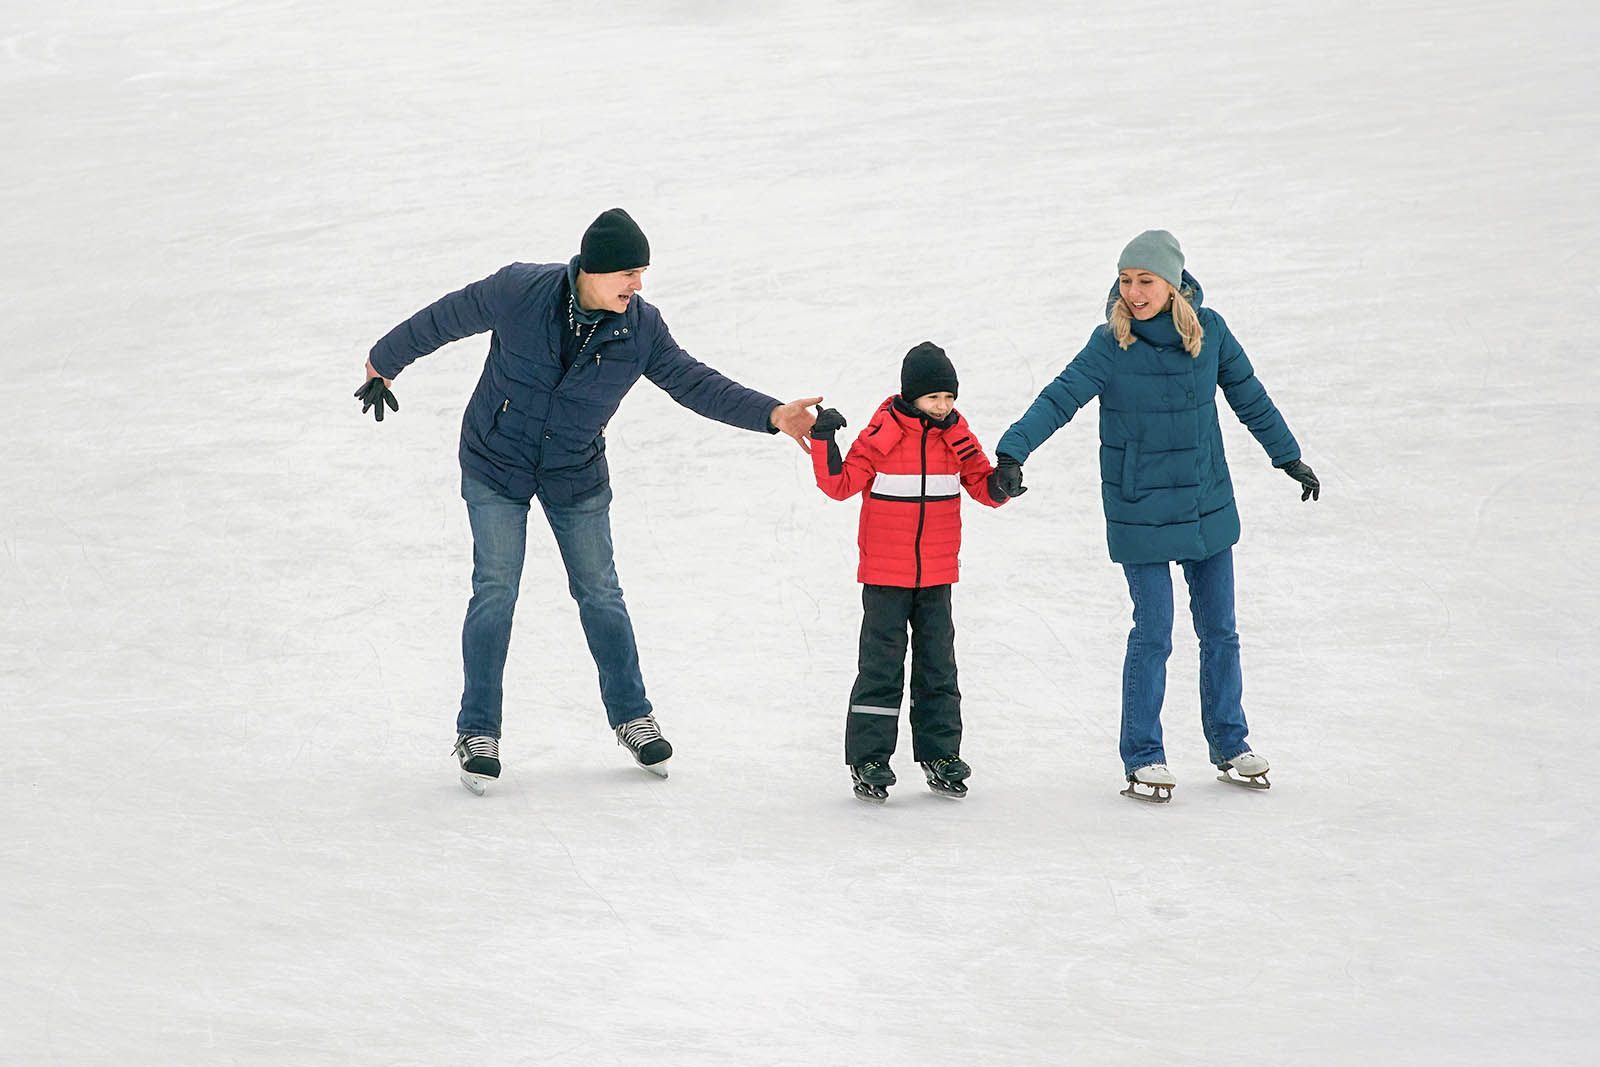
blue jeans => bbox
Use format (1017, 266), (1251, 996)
(457, 473), (651, 737)
(1119, 546), (1250, 774)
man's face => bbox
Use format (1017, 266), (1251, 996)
(577, 267), (647, 313)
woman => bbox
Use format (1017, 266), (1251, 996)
(992, 230), (1319, 802)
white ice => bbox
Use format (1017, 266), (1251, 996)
(3, 1), (1597, 1064)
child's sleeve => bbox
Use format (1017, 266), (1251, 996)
(812, 428), (879, 500)
(948, 422), (1006, 508)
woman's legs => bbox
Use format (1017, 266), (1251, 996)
(1120, 561), (1175, 774)
(1181, 546), (1250, 765)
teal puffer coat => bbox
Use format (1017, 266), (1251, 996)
(996, 274), (1300, 564)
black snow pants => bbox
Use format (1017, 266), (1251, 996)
(845, 583), (962, 766)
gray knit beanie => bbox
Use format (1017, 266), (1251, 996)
(1117, 230), (1184, 289)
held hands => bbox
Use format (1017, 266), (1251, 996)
(355, 363), (398, 422)
(810, 407), (847, 439)
(988, 453), (1027, 501)
(1278, 459), (1320, 501)
(811, 406), (847, 476)
(771, 396), (824, 451)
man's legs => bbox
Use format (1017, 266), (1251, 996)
(458, 473), (531, 739)
(1120, 560), (1175, 774)
(845, 584), (912, 766)
(907, 584), (961, 762)
(1181, 547), (1250, 765)
(539, 485), (652, 728)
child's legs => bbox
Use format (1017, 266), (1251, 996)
(1181, 547), (1250, 764)
(1121, 560), (1175, 773)
(845, 584), (912, 765)
(907, 584), (961, 762)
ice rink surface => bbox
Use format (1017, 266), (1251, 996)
(3, 1), (1597, 1064)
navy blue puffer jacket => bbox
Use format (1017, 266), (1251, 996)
(370, 260), (780, 503)
(996, 274), (1300, 564)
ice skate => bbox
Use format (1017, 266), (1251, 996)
(615, 714), (672, 778)
(1216, 751), (1270, 789)
(851, 760), (896, 804)
(453, 734), (500, 796)
(1121, 762), (1175, 803)
(921, 757), (971, 799)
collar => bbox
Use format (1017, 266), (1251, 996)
(565, 256), (607, 327)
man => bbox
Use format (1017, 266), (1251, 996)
(356, 208), (819, 793)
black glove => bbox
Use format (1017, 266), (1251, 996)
(354, 376), (399, 422)
(1278, 458), (1320, 501)
(811, 407), (847, 476)
(988, 453), (1027, 500)
(810, 407), (847, 439)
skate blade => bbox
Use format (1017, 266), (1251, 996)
(1120, 783), (1173, 803)
(926, 782), (968, 799)
(1217, 770), (1270, 789)
(632, 758), (669, 779)
(853, 787), (888, 804)
(459, 772), (493, 796)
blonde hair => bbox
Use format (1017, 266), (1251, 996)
(1110, 280), (1204, 357)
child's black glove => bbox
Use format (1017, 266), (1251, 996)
(989, 453), (1027, 500)
(810, 408), (847, 438)
(354, 377), (399, 422)
(811, 407), (847, 476)
(1277, 458), (1320, 501)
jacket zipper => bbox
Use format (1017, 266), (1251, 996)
(913, 422), (929, 588)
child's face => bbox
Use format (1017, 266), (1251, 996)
(913, 392), (955, 420)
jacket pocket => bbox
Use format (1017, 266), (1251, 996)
(1120, 441), (1140, 502)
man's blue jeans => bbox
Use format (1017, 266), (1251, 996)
(456, 473), (651, 737)
(1119, 546), (1251, 774)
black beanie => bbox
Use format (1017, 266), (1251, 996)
(901, 341), (959, 401)
(579, 208), (650, 274)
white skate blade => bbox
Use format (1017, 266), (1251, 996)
(633, 758), (669, 779)
(1217, 769), (1270, 789)
(1121, 782), (1173, 803)
(459, 771), (493, 796)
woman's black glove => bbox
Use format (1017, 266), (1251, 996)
(1278, 459), (1320, 501)
(988, 454), (1027, 500)
(354, 377), (399, 422)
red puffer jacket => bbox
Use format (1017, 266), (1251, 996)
(814, 396), (1005, 587)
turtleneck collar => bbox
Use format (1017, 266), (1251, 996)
(566, 256), (607, 326)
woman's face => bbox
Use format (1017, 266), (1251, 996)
(1118, 271), (1172, 321)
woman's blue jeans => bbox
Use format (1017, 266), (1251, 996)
(1119, 546), (1250, 774)
(456, 473), (651, 738)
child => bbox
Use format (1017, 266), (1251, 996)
(811, 342), (1015, 803)
(993, 231), (1319, 802)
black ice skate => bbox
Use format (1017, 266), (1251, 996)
(1216, 751), (1270, 790)
(453, 734), (500, 796)
(921, 757), (971, 799)
(851, 760), (896, 804)
(615, 714), (672, 778)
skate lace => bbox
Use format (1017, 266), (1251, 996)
(615, 715), (662, 748)
(455, 735), (498, 759)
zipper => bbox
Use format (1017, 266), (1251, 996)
(913, 422), (929, 588)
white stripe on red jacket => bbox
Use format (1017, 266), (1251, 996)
(813, 395), (1006, 588)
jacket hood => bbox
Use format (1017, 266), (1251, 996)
(859, 395), (964, 455)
